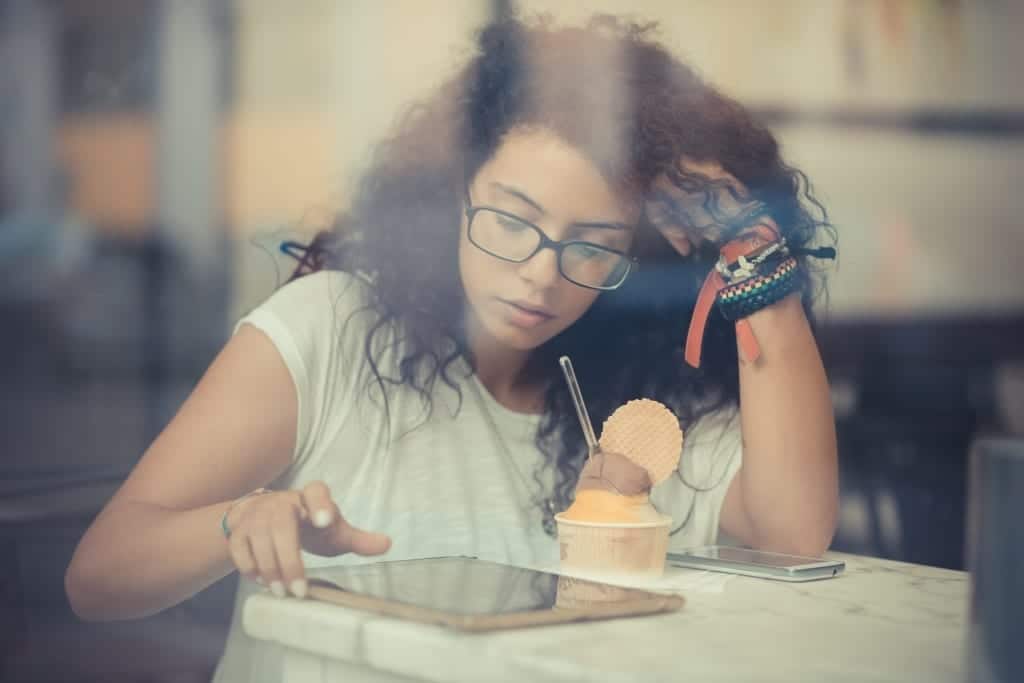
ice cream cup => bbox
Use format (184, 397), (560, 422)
(554, 512), (672, 579)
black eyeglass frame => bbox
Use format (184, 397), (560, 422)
(463, 197), (638, 292)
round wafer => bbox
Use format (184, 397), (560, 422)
(598, 399), (683, 485)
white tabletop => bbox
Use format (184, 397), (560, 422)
(242, 552), (967, 683)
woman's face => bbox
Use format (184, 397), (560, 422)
(458, 128), (639, 355)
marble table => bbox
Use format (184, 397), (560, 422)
(243, 552), (967, 682)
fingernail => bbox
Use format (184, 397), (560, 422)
(314, 510), (331, 528)
(270, 581), (286, 598)
(290, 579), (308, 599)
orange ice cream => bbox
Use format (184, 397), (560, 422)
(560, 489), (665, 523)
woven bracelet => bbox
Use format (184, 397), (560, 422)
(716, 256), (800, 321)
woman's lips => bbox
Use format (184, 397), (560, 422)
(498, 299), (555, 328)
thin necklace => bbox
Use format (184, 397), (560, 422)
(465, 374), (559, 536)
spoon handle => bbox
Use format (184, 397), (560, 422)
(558, 356), (599, 454)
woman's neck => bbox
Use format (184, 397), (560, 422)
(472, 345), (536, 408)
(464, 318), (542, 414)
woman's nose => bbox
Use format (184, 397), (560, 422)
(516, 245), (561, 289)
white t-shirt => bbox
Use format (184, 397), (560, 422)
(211, 270), (743, 683)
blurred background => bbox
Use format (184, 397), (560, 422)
(2, 0), (1022, 680)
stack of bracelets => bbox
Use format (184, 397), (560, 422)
(714, 242), (800, 322)
(685, 220), (837, 369)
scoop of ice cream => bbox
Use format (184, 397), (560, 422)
(559, 489), (664, 523)
(575, 449), (652, 496)
(598, 399), (684, 486)
(563, 450), (654, 523)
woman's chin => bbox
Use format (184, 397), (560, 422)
(496, 328), (550, 352)
(487, 319), (560, 352)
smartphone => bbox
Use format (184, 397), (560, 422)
(666, 545), (845, 582)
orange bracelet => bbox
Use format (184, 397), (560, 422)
(684, 223), (782, 368)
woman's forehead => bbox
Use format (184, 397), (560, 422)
(473, 128), (642, 222)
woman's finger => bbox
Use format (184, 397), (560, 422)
(228, 529), (258, 582)
(249, 531), (284, 597)
(331, 516), (392, 556)
(300, 481), (335, 529)
(271, 505), (307, 598)
(648, 156), (758, 250)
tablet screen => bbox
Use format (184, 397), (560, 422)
(307, 557), (657, 616)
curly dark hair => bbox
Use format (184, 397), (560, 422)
(289, 14), (835, 534)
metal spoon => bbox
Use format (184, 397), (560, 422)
(558, 355), (599, 458)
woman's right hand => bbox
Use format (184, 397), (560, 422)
(225, 480), (391, 598)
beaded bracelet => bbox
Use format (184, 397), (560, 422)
(220, 487), (270, 539)
(716, 256), (799, 321)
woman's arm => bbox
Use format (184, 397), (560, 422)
(65, 325), (298, 620)
(719, 291), (839, 556)
(649, 157), (838, 555)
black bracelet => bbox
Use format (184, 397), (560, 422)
(716, 257), (800, 321)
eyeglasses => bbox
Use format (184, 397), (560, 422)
(464, 197), (636, 291)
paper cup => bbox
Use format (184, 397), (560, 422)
(554, 512), (672, 579)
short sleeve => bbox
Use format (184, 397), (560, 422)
(232, 270), (375, 472)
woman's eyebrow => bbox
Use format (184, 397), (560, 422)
(491, 181), (632, 231)
(491, 182), (544, 213)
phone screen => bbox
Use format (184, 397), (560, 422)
(687, 546), (818, 567)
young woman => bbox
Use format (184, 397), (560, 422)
(66, 14), (838, 681)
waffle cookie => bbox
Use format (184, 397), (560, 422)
(598, 398), (684, 486)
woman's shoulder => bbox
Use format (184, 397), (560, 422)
(235, 269), (386, 371)
(244, 269), (377, 333)
(268, 269), (375, 312)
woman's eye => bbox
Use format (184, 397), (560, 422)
(497, 215), (530, 232)
(578, 244), (611, 260)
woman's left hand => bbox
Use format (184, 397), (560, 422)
(645, 157), (767, 257)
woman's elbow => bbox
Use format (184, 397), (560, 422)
(761, 533), (833, 559)
(757, 511), (838, 558)
(65, 550), (123, 621)
(65, 558), (104, 621)
(64, 552), (122, 622)
(788, 513), (838, 558)
(787, 481), (840, 557)
(791, 528), (835, 558)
